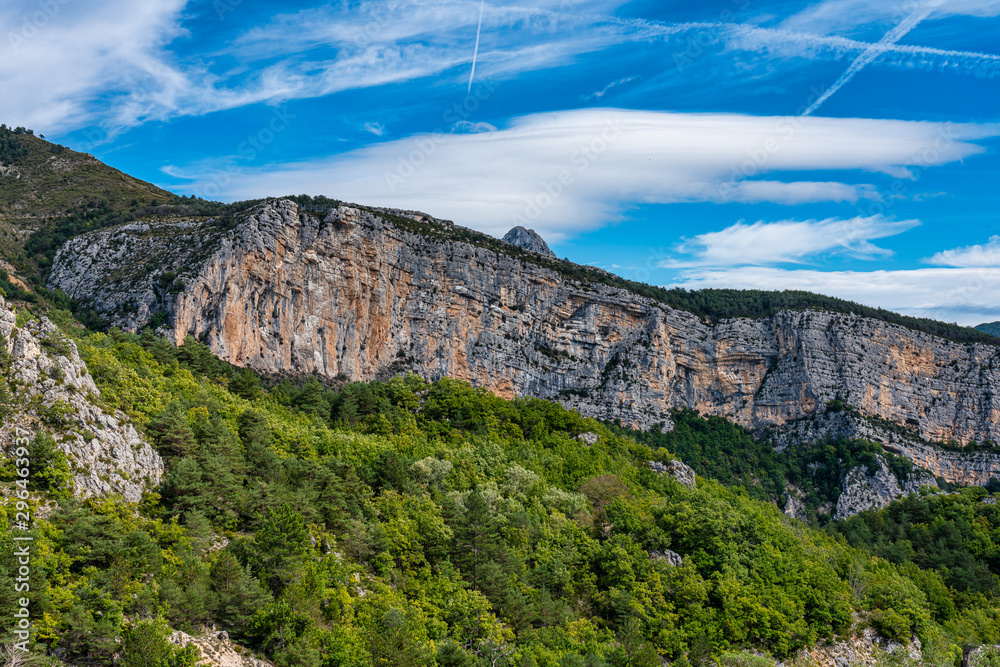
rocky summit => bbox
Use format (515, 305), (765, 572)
(502, 225), (557, 257)
(48, 199), (1000, 455)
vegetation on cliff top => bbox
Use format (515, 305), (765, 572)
(3, 313), (1000, 666)
(358, 207), (1000, 347)
(977, 322), (1000, 338)
(0, 126), (177, 268)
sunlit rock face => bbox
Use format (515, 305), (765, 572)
(50, 199), (1000, 451)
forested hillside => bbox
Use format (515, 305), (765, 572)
(615, 408), (927, 522)
(6, 129), (1000, 666)
(3, 303), (1000, 666)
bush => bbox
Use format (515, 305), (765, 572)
(870, 608), (913, 643)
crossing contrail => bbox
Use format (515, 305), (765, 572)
(802, 0), (946, 116)
(468, 0), (486, 93)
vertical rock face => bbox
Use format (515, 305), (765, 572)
(0, 295), (163, 502)
(502, 226), (556, 258)
(47, 199), (1000, 450)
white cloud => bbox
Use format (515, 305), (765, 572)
(364, 121), (386, 136)
(452, 120), (497, 133)
(4, 0), (999, 138)
(0, 0), (188, 133)
(663, 216), (918, 268)
(780, 0), (1000, 35)
(926, 236), (1000, 267)
(585, 76), (639, 100)
(670, 265), (1000, 326)
(169, 108), (999, 240)
(718, 181), (880, 204)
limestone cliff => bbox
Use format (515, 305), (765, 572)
(0, 295), (163, 502)
(47, 199), (1000, 459)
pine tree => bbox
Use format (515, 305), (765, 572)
(230, 368), (262, 400)
(149, 404), (196, 457)
(453, 488), (500, 591)
(293, 377), (327, 416)
(210, 550), (273, 636)
(254, 505), (310, 595)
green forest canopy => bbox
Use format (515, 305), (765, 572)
(2, 322), (1000, 666)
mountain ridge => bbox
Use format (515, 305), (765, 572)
(48, 198), (1000, 450)
(3, 130), (995, 345)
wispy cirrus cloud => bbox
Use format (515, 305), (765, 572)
(780, 0), (1000, 35)
(4, 0), (1000, 138)
(0, 0), (188, 132)
(662, 215), (919, 268)
(585, 76), (640, 101)
(801, 0), (947, 116)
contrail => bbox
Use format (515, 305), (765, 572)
(468, 0), (486, 93)
(801, 0), (946, 116)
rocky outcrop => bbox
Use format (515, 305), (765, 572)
(47, 199), (1000, 452)
(783, 486), (808, 520)
(968, 644), (1000, 667)
(0, 295), (163, 501)
(503, 226), (556, 258)
(649, 549), (683, 566)
(649, 459), (697, 488)
(772, 410), (1000, 487)
(833, 456), (935, 521)
(801, 624), (922, 667)
(168, 630), (272, 667)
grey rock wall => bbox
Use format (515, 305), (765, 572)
(0, 295), (163, 501)
(833, 456), (935, 521)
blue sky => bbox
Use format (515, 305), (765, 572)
(3, 0), (1000, 324)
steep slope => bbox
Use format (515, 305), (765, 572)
(0, 126), (176, 258)
(0, 294), (163, 501)
(49, 199), (1000, 451)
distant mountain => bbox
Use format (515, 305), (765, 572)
(502, 225), (556, 257)
(977, 321), (1000, 337)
